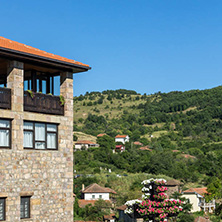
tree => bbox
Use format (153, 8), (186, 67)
(97, 135), (115, 150)
(77, 199), (112, 221)
(73, 134), (78, 141)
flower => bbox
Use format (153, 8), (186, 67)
(125, 199), (142, 206)
(124, 208), (133, 214)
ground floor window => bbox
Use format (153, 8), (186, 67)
(23, 121), (58, 150)
(20, 196), (31, 219)
(0, 198), (6, 221)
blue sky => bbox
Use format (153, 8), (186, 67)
(1, 0), (222, 96)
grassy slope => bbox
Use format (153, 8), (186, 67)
(74, 95), (146, 121)
(73, 131), (97, 143)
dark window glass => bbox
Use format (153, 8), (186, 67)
(0, 198), (6, 221)
(23, 121), (58, 150)
(20, 196), (30, 219)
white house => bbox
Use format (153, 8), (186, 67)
(115, 135), (129, 144)
(182, 188), (215, 213)
(81, 183), (116, 200)
(74, 140), (99, 150)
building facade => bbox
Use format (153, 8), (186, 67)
(74, 140), (99, 150)
(182, 188), (215, 213)
(0, 37), (90, 221)
(115, 135), (129, 144)
(81, 183), (116, 201)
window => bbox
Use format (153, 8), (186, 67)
(92, 195), (95, 199)
(0, 119), (11, 148)
(99, 195), (102, 199)
(20, 196), (30, 219)
(23, 121), (58, 150)
(0, 198), (6, 221)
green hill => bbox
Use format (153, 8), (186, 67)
(73, 87), (222, 201)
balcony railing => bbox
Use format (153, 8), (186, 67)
(199, 200), (215, 208)
(0, 87), (11, 109)
(24, 91), (64, 115)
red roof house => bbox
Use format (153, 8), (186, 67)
(115, 145), (125, 152)
(74, 140), (99, 150)
(115, 135), (129, 144)
(81, 183), (116, 201)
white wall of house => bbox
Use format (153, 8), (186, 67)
(75, 144), (89, 150)
(115, 136), (129, 144)
(84, 193), (110, 200)
(115, 138), (125, 143)
(182, 193), (201, 212)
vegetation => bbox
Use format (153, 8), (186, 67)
(73, 87), (222, 221)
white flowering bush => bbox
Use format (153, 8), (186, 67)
(142, 193), (150, 199)
(125, 199), (142, 206)
(124, 199), (142, 215)
(124, 208), (133, 214)
(141, 178), (166, 185)
(142, 187), (150, 192)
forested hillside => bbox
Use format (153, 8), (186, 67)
(73, 86), (222, 209)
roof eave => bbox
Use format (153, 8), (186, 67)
(0, 47), (91, 73)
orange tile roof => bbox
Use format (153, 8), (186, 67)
(183, 187), (208, 196)
(172, 150), (180, 153)
(75, 221), (97, 222)
(181, 154), (196, 159)
(139, 146), (152, 151)
(134, 141), (143, 146)
(78, 199), (111, 208)
(115, 135), (128, 138)
(82, 183), (116, 194)
(97, 133), (107, 137)
(103, 214), (115, 220)
(78, 200), (96, 208)
(116, 205), (127, 211)
(0, 36), (89, 68)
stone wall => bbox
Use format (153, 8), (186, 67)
(0, 61), (73, 221)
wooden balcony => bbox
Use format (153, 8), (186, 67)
(24, 91), (64, 115)
(0, 87), (11, 109)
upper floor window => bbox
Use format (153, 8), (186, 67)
(0, 198), (6, 221)
(0, 119), (11, 148)
(23, 121), (58, 150)
(24, 71), (56, 95)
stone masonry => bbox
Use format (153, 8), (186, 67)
(0, 61), (74, 221)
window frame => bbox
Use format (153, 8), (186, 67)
(0, 197), (6, 221)
(0, 119), (11, 149)
(20, 196), (31, 219)
(23, 121), (58, 150)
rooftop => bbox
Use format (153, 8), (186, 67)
(139, 146), (152, 151)
(115, 135), (128, 138)
(183, 187), (208, 196)
(82, 183), (116, 194)
(78, 199), (111, 208)
(75, 140), (96, 145)
(97, 133), (107, 137)
(0, 36), (90, 71)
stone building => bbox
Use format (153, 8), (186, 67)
(0, 36), (90, 221)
